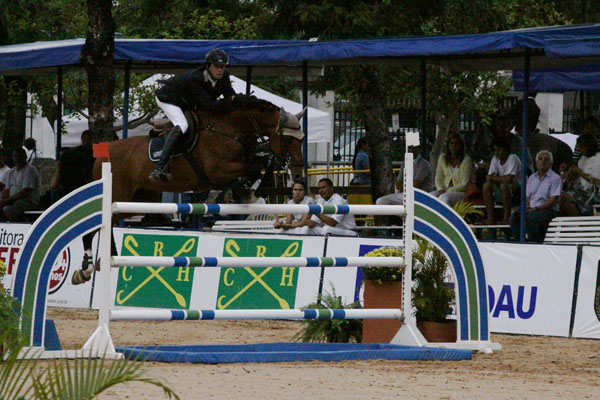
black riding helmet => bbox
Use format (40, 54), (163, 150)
(205, 48), (229, 65)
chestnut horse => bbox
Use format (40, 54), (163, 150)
(72, 96), (305, 284)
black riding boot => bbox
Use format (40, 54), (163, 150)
(149, 125), (183, 181)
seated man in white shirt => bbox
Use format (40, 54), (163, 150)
(295, 178), (357, 236)
(480, 136), (521, 225)
(0, 148), (40, 222)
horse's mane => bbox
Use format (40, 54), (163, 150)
(208, 94), (279, 115)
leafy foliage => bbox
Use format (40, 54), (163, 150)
(362, 246), (403, 285)
(0, 337), (180, 400)
(411, 200), (479, 322)
(0, 334), (37, 400)
(412, 238), (455, 323)
(0, 259), (21, 345)
(294, 288), (362, 343)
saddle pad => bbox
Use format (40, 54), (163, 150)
(148, 130), (200, 163)
(149, 136), (165, 162)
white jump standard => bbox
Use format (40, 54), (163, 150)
(11, 142), (499, 360)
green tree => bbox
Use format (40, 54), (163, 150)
(255, 0), (578, 197)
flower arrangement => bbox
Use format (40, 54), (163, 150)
(362, 246), (403, 285)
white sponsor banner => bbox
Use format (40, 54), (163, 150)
(480, 242), (577, 337)
(2, 223), (91, 308)
(571, 246), (600, 339)
(325, 236), (404, 305)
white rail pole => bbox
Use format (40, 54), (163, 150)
(111, 256), (405, 268)
(112, 202), (406, 216)
(111, 308), (404, 321)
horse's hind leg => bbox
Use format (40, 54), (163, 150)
(71, 228), (118, 285)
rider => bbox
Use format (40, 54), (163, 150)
(149, 48), (236, 181)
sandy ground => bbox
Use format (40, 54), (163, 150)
(47, 308), (600, 400)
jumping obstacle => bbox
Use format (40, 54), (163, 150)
(11, 146), (500, 361)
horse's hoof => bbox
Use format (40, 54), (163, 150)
(71, 269), (90, 285)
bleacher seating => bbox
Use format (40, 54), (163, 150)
(544, 216), (600, 245)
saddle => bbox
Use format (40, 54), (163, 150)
(147, 112), (199, 162)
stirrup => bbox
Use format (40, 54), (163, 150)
(149, 166), (171, 182)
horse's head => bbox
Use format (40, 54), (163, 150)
(272, 108), (306, 183)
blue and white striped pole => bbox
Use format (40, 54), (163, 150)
(111, 308), (404, 321)
(111, 256), (405, 268)
(112, 202), (405, 216)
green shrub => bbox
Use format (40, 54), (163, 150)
(0, 259), (21, 344)
(293, 288), (362, 343)
(412, 239), (455, 323)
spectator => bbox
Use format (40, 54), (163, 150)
(510, 97), (572, 174)
(80, 130), (91, 145)
(472, 112), (521, 167)
(0, 153), (10, 191)
(572, 116), (600, 163)
(242, 189), (266, 205)
(351, 137), (370, 185)
(509, 150), (561, 243)
(0, 148), (40, 221)
(376, 144), (434, 205)
(297, 178), (357, 236)
(562, 134), (600, 215)
(23, 138), (43, 163)
(274, 181), (314, 231)
(432, 133), (473, 206)
(479, 136), (521, 225)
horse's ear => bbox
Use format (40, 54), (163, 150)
(295, 107), (307, 121)
(278, 107), (289, 127)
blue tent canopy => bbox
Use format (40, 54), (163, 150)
(545, 35), (600, 59)
(512, 64), (600, 92)
(0, 38), (304, 75)
(3, 24), (600, 76)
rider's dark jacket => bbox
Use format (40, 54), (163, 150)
(155, 66), (235, 112)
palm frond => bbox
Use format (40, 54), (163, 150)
(32, 349), (180, 400)
(0, 335), (39, 400)
(452, 200), (484, 218)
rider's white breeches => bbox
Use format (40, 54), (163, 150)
(156, 96), (189, 133)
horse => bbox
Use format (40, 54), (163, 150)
(71, 95), (306, 284)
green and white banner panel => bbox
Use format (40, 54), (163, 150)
(107, 229), (326, 311)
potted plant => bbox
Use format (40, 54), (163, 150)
(411, 200), (481, 342)
(361, 246), (404, 343)
(412, 238), (456, 342)
(294, 287), (362, 343)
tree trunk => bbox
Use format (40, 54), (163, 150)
(3, 77), (27, 153)
(81, 0), (116, 142)
(0, 9), (27, 157)
(357, 68), (394, 202)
